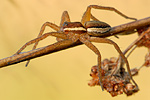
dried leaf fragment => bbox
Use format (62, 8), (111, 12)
(88, 57), (139, 97)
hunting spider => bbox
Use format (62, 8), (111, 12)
(15, 5), (138, 91)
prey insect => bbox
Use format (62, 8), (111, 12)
(14, 5), (138, 91)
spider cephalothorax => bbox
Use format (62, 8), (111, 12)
(62, 22), (86, 33)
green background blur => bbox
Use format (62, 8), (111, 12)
(0, 0), (150, 100)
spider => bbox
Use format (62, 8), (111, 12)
(14, 5), (138, 91)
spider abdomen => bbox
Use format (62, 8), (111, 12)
(85, 21), (111, 34)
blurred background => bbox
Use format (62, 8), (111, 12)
(0, 0), (150, 100)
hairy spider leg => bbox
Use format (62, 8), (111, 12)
(26, 11), (71, 66)
(90, 14), (100, 21)
(57, 11), (71, 42)
(24, 22), (60, 66)
(81, 5), (137, 25)
(15, 32), (68, 55)
(80, 5), (138, 90)
(90, 37), (139, 90)
(60, 11), (71, 27)
(79, 34), (104, 91)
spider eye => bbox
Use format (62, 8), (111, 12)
(63, 22), (68, 27)
(85, 21), (111, 34)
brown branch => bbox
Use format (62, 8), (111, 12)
(0, 17), (150, 68)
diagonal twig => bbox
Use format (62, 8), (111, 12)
(0, 17), (150, 68)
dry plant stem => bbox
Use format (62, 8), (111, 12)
(122, 27), (150, 66)
(124, 27), (150, 72)
(98, 17), (150, 37)
(113, 26), (150, 77)
(123, 27), (150, 55)
(0, 17), (150, 68)
(0, 39), (75, 68)
(126, 45), (137, 58)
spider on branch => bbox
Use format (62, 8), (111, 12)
(14, 5), (138, 92)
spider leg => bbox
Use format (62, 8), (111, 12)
(26, 11), (70, 66)
(14, 32), (67, 55)
(90, 14), (100, 21)
(26, 22), (60, 53)
(56, 11), (71, 42)
(30, 22), (60, 50)
(81, 5), (137, 24)
(24, 22), (60, 66)
(79, 34), (104, 91)
(90, 37), (139, 90)
(60, 11), (71, 27)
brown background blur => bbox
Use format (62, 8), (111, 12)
(0, 0), (150, 100)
